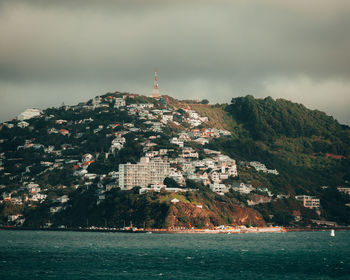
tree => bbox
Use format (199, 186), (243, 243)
(185, 179), (201, 189)
(164, 177), (180, 188)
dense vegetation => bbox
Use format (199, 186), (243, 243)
(227, 95), (349, 154)
(202, 96), (350, 224)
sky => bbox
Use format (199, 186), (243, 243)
(1, 0), (350, 125)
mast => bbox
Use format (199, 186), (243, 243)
(152, 69), (160, 98)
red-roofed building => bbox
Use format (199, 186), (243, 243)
(59, 129), (69, 136)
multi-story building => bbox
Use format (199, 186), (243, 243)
(119, 157), (170, 190)
(170, 137), (184, 148)
(114, 97), (126, 108)
(181, 147), (199, 158)
(210, 183), (229, 194)
(231, 182), (254, 194)
(210, 171), (221, 183)
(337, 187), (350, 196)
(295, 195), (320, 209)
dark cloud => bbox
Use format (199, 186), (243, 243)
(0, 0), (349, 124)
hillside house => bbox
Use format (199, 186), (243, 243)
(114, 97), (126, 108)
(17, 121), (29, 128)
(295, 195), (320, 209)
(181, 147), (199, 158)
(337, 187), (350, 195)
(232, 183), (254, 194)
(210, 183), (229, 194)
(171, 137), (184, 148)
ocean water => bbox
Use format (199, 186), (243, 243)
(0, 230), (349, 279)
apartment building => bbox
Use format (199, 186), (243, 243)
(295, 195), (320, 209)
(119, 157), (170, 190)
(337, 187), (350, 195)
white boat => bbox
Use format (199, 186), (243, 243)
(330, 229), (335, 237)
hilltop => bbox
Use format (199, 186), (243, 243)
(0, 92), (349, 230)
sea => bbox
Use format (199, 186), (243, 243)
(0, 230), (349, 279)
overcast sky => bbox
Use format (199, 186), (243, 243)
(1, 0), (350, 125)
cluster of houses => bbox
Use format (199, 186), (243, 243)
(294, 187), (350, 211)
(118, 152), (239, 195)
(249, 161), (279, 175)
(183, 109), (208, 127)
(170, 128), (231, 148)
(337, 187), (350, 196)
(0, 92), (295, 225)
(50, 94), (275, 199)
(1, 182), (48, 207)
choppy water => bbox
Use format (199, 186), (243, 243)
(0, 230), (349, 279)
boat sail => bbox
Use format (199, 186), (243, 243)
(330, 229), (335, 237)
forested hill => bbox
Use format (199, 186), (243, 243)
(196, 95), (350, 210)
(0, 92), (349, 229)
(226, 95), (349, 156)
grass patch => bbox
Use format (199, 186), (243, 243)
(189, 104), (241, 136)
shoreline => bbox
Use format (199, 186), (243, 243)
(1, 226), (349, 234)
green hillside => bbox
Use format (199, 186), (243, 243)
(1, 93), (350, 228)
(227, 95), (350, 155)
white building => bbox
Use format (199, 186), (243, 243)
(30, 193), (47, 202)
(210, 183), (229, 194)
(232, 183), (254, 194)
(162, 113), (173, 123)
(74, 169), (88, 177)
(337, 187), (350, 195)
(181, 147), (199, 158)
(110, 137), (126, 153)
(170, 137), (184, 148)
(295, 195), (320, 209)
(267, 169), (279, 175)
(82, 153), (94, 163)
(227, 165), (238, 177)
(56, 195), (69, 204)
(112, 137), (126, 145)
(168, 170), (185, 185)
(178, 132), (191, 142)
(250, 161), (278, 175)
(189, 119), (202, 127)
(210, 171), (221, 183)
(17, 121), (29, 128)
(159, 149), (169, 155)
(110, 142), (124, 153)
(84, 173), (97, 180)
(8, 214), (24, 223)
(50, 206), (63, 213)
(139, 184), (188, 194)
(119, 157), (170, 190)
(145, 151), (159, 158)
(114, 97), (126, 108)
(193, 138), (209, 145)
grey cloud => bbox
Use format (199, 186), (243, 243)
(0, 0), (350, 124)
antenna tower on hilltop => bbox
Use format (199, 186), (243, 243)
(151, 69), (160, 98)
